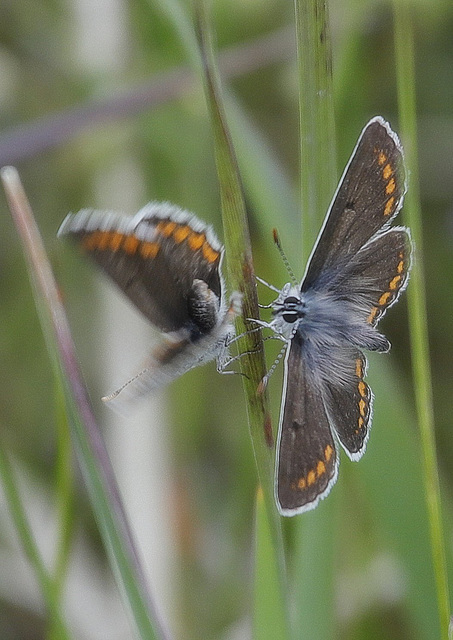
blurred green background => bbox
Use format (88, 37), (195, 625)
(1, 0), (453, 639)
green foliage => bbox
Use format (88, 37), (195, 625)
(1, 0), (453, 638)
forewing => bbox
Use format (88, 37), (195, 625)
(58, 203), (223, 333)
(323, 349), (372, 459)
(276, 331), (338, 515)
(303, 117), (405, 291)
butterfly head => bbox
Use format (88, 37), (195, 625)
(262, 283), (303, 339)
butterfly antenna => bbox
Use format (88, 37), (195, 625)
(255, 275), (282, 296)
(257, 340), (288, 394)
(102, 368), (149, 402)
(273, 228), (298, 287)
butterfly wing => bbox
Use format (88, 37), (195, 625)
(321, 349), (372, 459)
(276, 331), (338, 515)
(274, 118), (411, 516)
(339, 227), (412, 328)
(302, 117), (406, 292)
(58, 202), (224, 335)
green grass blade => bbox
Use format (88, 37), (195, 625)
(195, 0), (273, 534)
(0, 432), (71, 640)
(360, 357), (443, 640)
(195, 0), (271, 534)
(254, 488), (288, 640)
(293, 501), (338, 639)
(295, 0), (337, 259)
(194, 2), (290, 637)
(393, 3), (451, 638)
(2, 166), (171, 640)
(292, 1), (337, 637)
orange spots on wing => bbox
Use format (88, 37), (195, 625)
(173, 225), (191, 243)
(358, 381), (367, 398)
(157, 220), (177, 237)
(383, 163), (393, 180)
(359, 399), (367, 417)
(355, 358), (363, 378)
(140, 242), (160, 259)
(384, 196), (395, 217)
(386, 177), (396, 195)
(82, 231), (112, 251)
(202, 243), (220, 264)
(389, 275), (402, 290)
(297, 477), (306, 490)
(292, 444), (335, 495)
(325, 444), (334, 462)
(97, 231), (111, 251)
(154, 219), (221, 264)
(367, 306), (378, 324)
(82, 229), (162, 260)
(317, 460), (326, 476)
(123, 235), (140, 254)
(188, 231), (206, 251)
(108, 232), (124, 251)
(368, 248), (408, 324)
(378, 291), (391, 306)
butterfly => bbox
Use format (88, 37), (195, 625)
(258, 117), (412, 516)
(58, 202), (241, 407)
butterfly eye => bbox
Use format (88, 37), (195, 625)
(280, 296), (305, 324)
(282, 312), (300, 323)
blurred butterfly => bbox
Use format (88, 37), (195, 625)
(58, 202), (241, 408)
